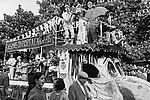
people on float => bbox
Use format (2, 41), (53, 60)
(62, 4), (75, 45)
(35, 54), (42, 72)
(28, 72), (46, 100)
(51, 8), (64, 37)
(68, 71), (91, 100)
(48, 50), (60, 72)
(15, 56), (23, 80)
(0, 65), (9, 100)
(76, 3), (88, 44)
(86, 1), (98, 44)
(6, 53), (16, 79)
(111, 29), (125, 46)
(49, 78), (69, 100)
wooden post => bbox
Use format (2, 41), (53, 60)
(55, 31), (57, 46)
(4, 42), (7, 65)
(100, 21), (103, 37)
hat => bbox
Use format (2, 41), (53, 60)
(88, 1), (93, 5)
(65, 4), (69, 8)
(49, 50), (54, 54)
(77, 71), (88, 79)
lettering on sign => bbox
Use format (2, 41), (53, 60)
(6, 34), (54, 51)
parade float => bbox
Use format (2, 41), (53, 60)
(4, 11), (150, 100)
(55, 43), (150, 100)
(5, 21), (56, 100)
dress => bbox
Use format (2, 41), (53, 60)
(28, 85), (46, 100)
(62, 12), (74, 39)
(49, 90), (69, 100)
(6, 58), (16, 79)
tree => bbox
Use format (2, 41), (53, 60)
(0, 4), (41, 60)
(136, 15), (150, 41)
(1, 5), (40, 39)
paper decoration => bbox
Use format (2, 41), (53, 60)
(31, 29), (36, 36)
(17, 36), (20, 40)
(22, 34), (25, 39)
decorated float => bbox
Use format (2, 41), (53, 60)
(55, 43), (150, 100)
(5, 21), (56, 100)
(4, 9), (150, 100)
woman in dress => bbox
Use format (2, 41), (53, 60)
(49, 78), (69, 100)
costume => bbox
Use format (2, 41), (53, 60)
(77, 17), (88, 44)
(28, 85), (46, 100)
(68, 81), (90, 100)
(62, 11), (75, 44)
(6, 57), (16, 79)
(86, 21), (98, 44)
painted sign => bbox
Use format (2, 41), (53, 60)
(6, 34), (54, 51)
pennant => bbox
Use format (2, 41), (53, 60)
(146, 9), (149, 12)
(42, 24), (45, 31)
(44, 23), (49, 34)
(17, 36), (20, 40)
(13, 37), (16, 41)
(108, 14), (112, 25)
(22, 34), (25, 39)
(28, 31), (32, 37)
(38, 26), (41, 31)
(32, 29), (36, 36)
(34, 28), (37, 33)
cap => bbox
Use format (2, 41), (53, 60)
(77, 71), (88, 79)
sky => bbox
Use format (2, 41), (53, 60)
(0, 0), (41, 20)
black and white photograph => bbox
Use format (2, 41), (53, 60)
(0, 0), (150, 100)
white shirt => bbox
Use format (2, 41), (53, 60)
(62, 12), (72, 25)
(6, 58), (16, 67)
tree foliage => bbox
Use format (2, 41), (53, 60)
(0, 5), (40, 39)
(0, 5), (41, 59)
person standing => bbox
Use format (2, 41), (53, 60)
(62, 4), (75, 45)
(6, 54), (16, 79)
(0, 65), (9, 100)
(68, 71), (91, 100)
(28, 72), (46, 100)
(49, 78), (69, 100)
(86, 1), (98, 43)
(24, 66), (36, 100)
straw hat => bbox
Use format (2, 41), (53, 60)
(77, 71), (88, 79)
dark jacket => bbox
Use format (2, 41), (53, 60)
(68, 81), (90, 100)
(28, 85), (46, 100)
(0, 73), (9, 89)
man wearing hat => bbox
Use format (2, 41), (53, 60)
(68, 71), (91, 100)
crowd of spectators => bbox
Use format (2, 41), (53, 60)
(5, 49), (59, 83)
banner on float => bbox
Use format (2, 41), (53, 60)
(6, 34), (54, 52)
